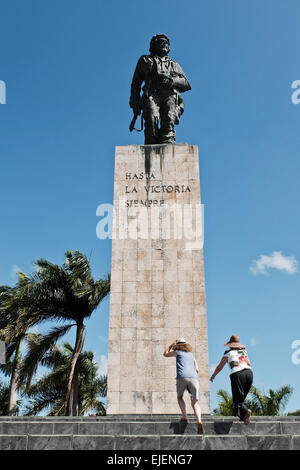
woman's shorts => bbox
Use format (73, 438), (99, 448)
(176, 378), (199, 400)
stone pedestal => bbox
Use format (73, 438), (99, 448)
(107, 143), (210, 414)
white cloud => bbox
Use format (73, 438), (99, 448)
(250, 251), (298, 276)
(97, 354), (108, 376)
(249, 337), (257, 347)
(10, 264), (21, 280)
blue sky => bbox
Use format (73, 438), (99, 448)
(1, 0), (300, 413)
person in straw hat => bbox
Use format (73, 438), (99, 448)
(164, 338), (205, 434)
(210, 335), (253, 424)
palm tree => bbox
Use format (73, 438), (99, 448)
(0, 280), (31, 415)
(24, 341), (107, 416)
(0, 378), (21, 416)
(287, 410), (300, 416)
(213, 385), (293, 416)
(16, 250), (110, 415)
(0, 379), (22, 415)
(0, 272), (58, 415)
(213, 389), (235, 416)
(248, 385), (293, 416)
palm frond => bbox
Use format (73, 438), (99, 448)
(24, 345), (107, 416)
(64, 251), (92, 281)
(18, 324), (75, 389)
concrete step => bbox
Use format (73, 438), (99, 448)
(1, 414), (300, 421)
(1, 419), (300, 436)
(0, 416), (299, 450)
(0, 433), (299, 450)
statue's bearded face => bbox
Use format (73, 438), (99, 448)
(151, 36), (170, 56)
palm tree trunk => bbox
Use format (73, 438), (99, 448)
(72, 361), (79, 416)
(68, 384), (74, 416)
(63, 324), (85, 416)
(72, 331), (86, 416)
(67, 364), (79, 416)
(8, 339), (21, 416)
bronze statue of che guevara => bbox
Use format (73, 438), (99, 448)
(129, 34), (191, 145)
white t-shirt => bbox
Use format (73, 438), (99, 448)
(223, 349), (251, 375)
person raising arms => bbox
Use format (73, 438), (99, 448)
(164, 338), (204, 434)
(210, 335), (253, 424)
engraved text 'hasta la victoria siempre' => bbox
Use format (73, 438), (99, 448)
(125, 172), (191, 207)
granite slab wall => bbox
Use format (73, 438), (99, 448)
(107, 144), (210, 414)
(1, 417), (300, 450)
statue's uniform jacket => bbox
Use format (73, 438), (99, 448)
(130, 55), (191, 144)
